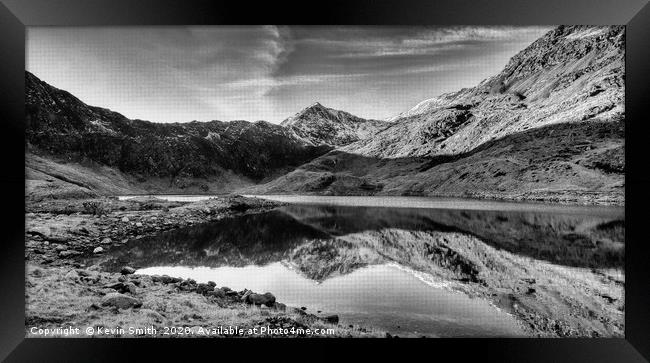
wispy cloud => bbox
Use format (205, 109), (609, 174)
(27, 25), (552, 123)
(299, 26), (552, 59)
(262, 26), (295, 74)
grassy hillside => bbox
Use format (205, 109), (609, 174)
(249, 120), (624, 205)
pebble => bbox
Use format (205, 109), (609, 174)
(59, 250), (80, 258)
(93, 247), (104, 254)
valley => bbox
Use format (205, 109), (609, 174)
(25, 26), (625, 206)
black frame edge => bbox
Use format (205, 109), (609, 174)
(625, 1), (650, 360)
(1, 0), (649, 361)
(0, 1), (25, 361)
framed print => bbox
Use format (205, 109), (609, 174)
(1, 0), (649, 361)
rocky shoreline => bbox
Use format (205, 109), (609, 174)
(25, 195), (382, 338)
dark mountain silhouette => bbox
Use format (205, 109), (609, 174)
(26, 71), (331, 191)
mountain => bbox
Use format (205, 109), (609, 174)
(280, 102), (390, 147)
(345, 25), (624, 159)
(25, 26), (625, 204)
(251, 26), (625, 205)
(25, 71), (331, 196)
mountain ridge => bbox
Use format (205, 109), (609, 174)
(281, 102), (391, 147)
(355, 25), (624, 159)
(25, 71), (332, 194)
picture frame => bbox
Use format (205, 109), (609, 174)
(1, 0), (649, 361)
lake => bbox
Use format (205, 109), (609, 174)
(105, 195), (624, 337)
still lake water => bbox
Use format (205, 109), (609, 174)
(106, 195), (624, 337)
(137, 263), (522, 337)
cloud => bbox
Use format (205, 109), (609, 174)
(295, 26), (551, 59)
(27, 25), (552, 123)
(262, 26), (295, 74)
(332, 43), (463, 58)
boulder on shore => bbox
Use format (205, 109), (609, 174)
(206, 289), (226, 298)
(121, 266), (136, 275)
(101, 293), (142, 309)
(105, 282), (138, 295)
(151, 275), (183, 284)
(196, 283), (214, 295)
(240, 290), (252, 302)
(246, 292), (276, 307)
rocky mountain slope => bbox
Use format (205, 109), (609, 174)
(252, 26), (625, 205)
(25, 71), (331, 195)
(281, 102), (390, 147)
(346, 25), (624, 159)
(249, 119), (624, 204)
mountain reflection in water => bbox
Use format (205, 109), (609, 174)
(90, 202), (623, 337)
(95, 203), (624, 274)
(137, 262), (524, 337)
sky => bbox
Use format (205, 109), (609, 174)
(26, 26), (552, 124)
